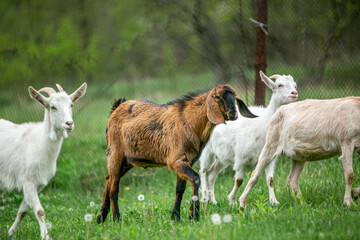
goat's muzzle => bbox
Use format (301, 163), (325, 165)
(63, 121), (74, 132)
(227, 110), (238, 121)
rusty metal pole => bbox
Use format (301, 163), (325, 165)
(254, 0), (268, 106)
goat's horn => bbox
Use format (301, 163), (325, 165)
(56, 84), (64, 92)
(268, 74), (282, 80)
(38, 87), (56, 96)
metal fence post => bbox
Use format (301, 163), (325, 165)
(254, 0), (268, 106)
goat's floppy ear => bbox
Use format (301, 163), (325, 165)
(28, 86), (49, 107)
(206, 94), (225, 125)
(259, 70), (276, 90)
(235, 97), (258, 118)
(70, 83), (87, 103)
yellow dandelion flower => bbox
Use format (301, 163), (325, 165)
(125, 187), (130, 190)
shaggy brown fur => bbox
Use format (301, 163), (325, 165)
(96, 84), (257, 223)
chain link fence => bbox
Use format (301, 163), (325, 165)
(1, 0), (359, 136)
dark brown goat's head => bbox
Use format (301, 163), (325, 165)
(206, 84), (257, 124)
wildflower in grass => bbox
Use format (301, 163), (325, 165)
(68, 208), (74, 211)
(138, 194), (145, 201)
(191, 195), (198, 201)
(211, 213), (221, 225)
(45, 222), (52, 229)
(125, 187), (130, 190)
(223, 214), (232, 223)
(0, 206), (5, 210)
(90, 201), (95, 207)
(84, 214), (93, 222)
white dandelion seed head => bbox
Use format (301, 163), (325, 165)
(68, 208), (74, 211)
(138, 194), (145, 201)
(0, 206), (5, 210)
(90, 201), (95, 207)
(211, 213), (222, 225)
(191, 195), (199, 201)
(223, 214), (232, 223)
(45, 222), (52, 229)
(84, 214), (93, 222)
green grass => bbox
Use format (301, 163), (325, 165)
(1, 71), (360, 240)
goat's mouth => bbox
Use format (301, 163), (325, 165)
(289, 95), (298, 101)
(64, 127), (73, 132)
(62, 125), (74, 132)
(227, 111), (238, 121)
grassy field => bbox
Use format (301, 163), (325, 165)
(1, 74), (360, 240)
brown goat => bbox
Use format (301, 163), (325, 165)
(96, 84), (257, 223)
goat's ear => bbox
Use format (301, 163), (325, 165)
(259, 70), (276, 90)
(70, 83), (87, 103)
(28, 86), (49, 107)
(235, 97), (258, 118)
(206, 94), (225, 125)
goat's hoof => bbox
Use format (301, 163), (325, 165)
(113, 215), (121, 222)
(188, 214), (200, 221)
(8, 228), (15, 237)
(228, 196), (237, 206)
(270, 199), (280, 206)
(343, 199), (352, 207)
(171, 212), (181, 221)
(96, 214), (106, 224)
(239, 201), (246, 211)
(351, 188), (360, 200)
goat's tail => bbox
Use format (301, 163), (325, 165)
(106, 98), (127, 144)
(110, 98), (127, 115)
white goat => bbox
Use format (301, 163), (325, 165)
(239, 96), (360, 209)
(0, 83), (87, 239)
(199, 71), (298, 205)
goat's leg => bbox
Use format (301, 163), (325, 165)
(171, 161), (200, 221)
(199, 148), (214, 203)
(264, 160), (279, 205)
(8, 199), (28, 238)
(23, 183), (49, 240)
(227, 167), (244, 205)
(171, 175), (187, 221)
(97, 175), (111, 224)
(340, 145), (354, 206)
(239, 146), (278, 209)
(109, 161), (132, 222)
(287, 160), (306, 201)
(97, 152), (132, 223)
(206, 159), (227, 204)
(200, 170), (209, 203)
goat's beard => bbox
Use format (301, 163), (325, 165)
(49, 128), (68, 141)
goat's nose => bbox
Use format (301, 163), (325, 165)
(291, 91), (297, 96)
(66, 121), (73, 127)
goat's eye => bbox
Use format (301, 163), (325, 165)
(278, 84), (283, 88)
(215, 96), (221, 101)
(50, 106), (57, 111)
